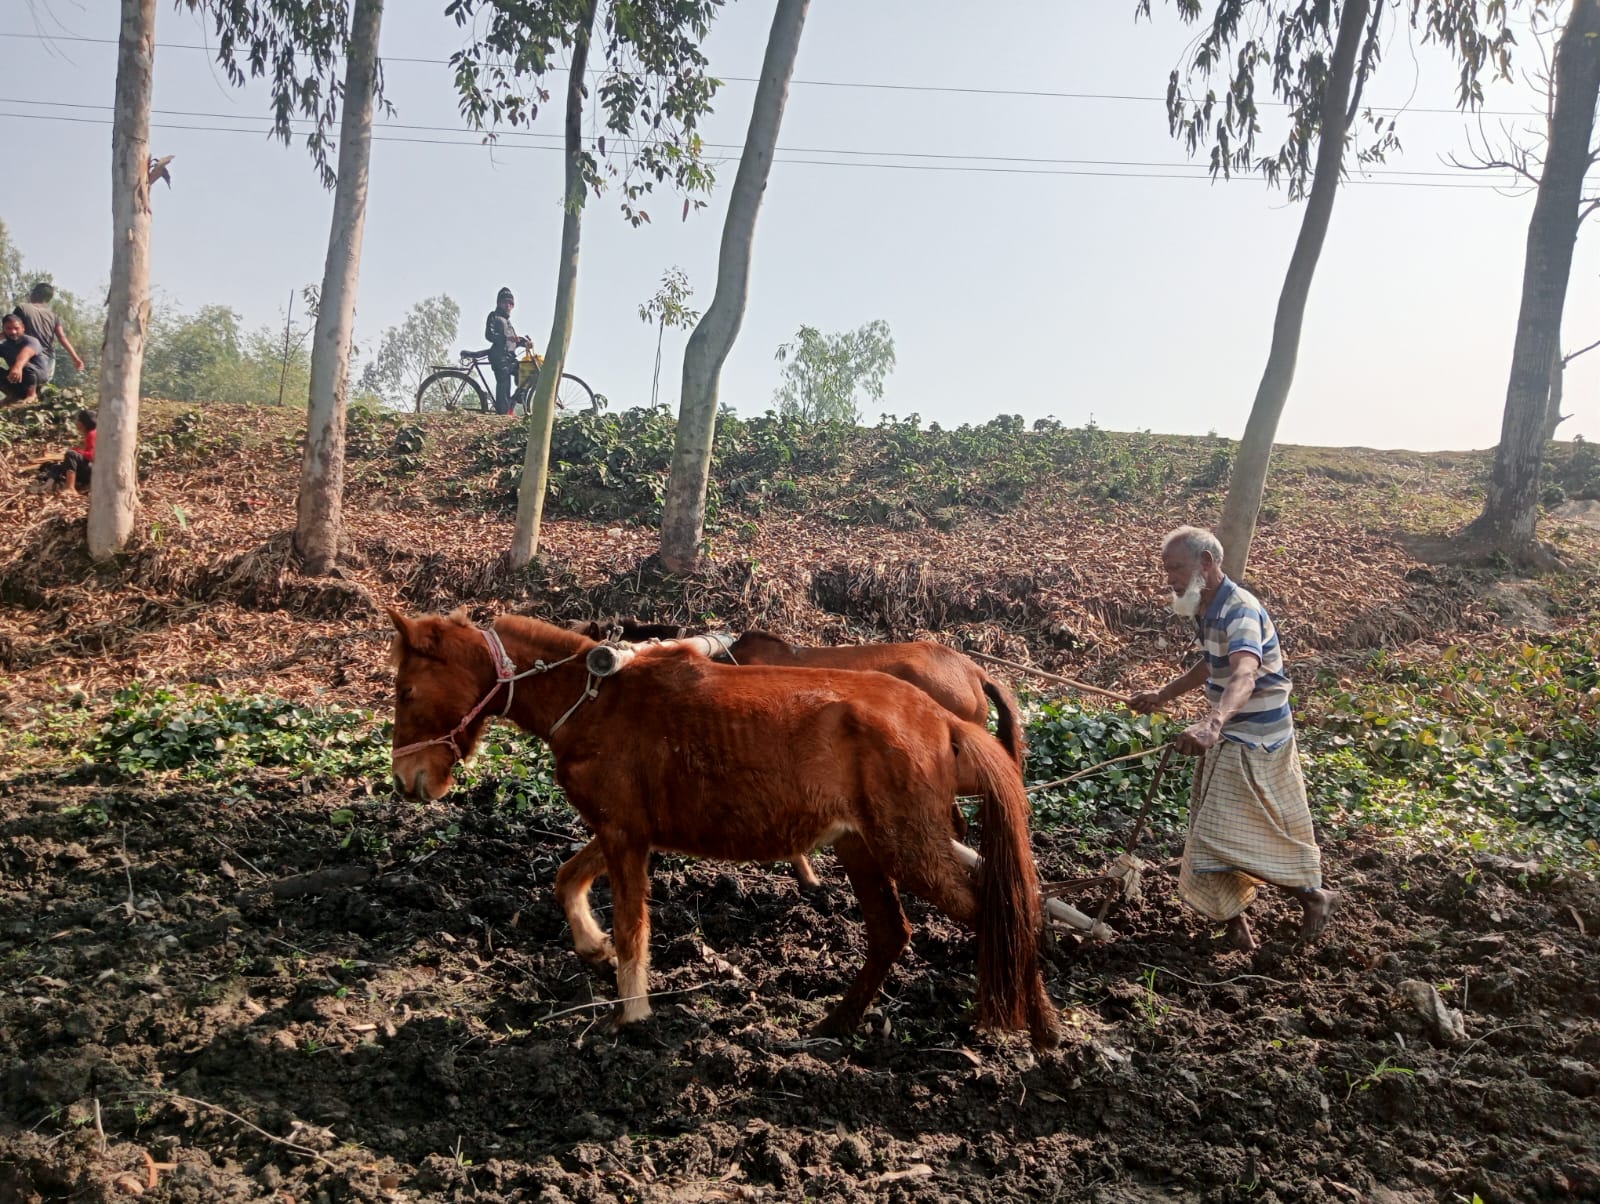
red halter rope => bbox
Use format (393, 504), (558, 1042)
(392, 626), (580, 762)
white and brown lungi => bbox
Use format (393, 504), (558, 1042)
(1177, 736), (1322, 921)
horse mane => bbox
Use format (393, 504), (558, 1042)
(496, 613), (593, 656)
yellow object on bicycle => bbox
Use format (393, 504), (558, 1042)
(517, 350), (540, 386)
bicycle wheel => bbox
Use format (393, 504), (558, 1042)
(415, 369), (490, 414)
(514, 369), (596, 416)
(557, 373), (597, 413)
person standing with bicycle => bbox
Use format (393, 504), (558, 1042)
(485, 287), (532, 416)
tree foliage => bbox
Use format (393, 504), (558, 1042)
(640, 266), (698, 408)
(182, 0), (390, 188)
(639, 266), (699, 332)
(773, 321), (896, 424)
(142, 300), (312, 405)
(1140, 0), (1519, 199)
(445, 0), (723, 225)
(358, 294), (461, 409)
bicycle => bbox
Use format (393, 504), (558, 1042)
(414, 346), (596, 416)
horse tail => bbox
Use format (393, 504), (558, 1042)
(962, 728), (1059, 1049)
(981, 673), (1026, 770)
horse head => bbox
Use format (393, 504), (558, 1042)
(387, 607), (499, 801)
(727, 629), (797, 662)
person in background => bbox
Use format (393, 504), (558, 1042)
(38, 409), (96, 494)
(0, 312), (44, 404)
(13, 282), (87, 385)
(485, 286), (532, 416)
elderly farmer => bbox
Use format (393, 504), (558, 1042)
(1130, 526), (1336, 952)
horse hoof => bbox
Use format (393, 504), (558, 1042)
(577, 940), (617, 967)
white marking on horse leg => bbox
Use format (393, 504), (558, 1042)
(615, 952), (652, 1025)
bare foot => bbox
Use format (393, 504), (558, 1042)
(1225, 914), (1258, 952)
(1296, 889), (1338, 942)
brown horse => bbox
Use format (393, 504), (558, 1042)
(568, 622), (1025, 764)
(568, 620), (1025, 888)
(390, 609), (1059, 1049)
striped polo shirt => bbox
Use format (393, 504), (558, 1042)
(1194, 576), (1294, 751)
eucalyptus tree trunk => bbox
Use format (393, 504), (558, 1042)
(1216, 0), (1370, 580)
(296, 0), (383, 575)
(659, 0), (809, 573)
(88, 0), (157, 561)
(1544, 346), (1566, 443)
(1466, 0), (1600, 557)
(509, 0), (599, 568)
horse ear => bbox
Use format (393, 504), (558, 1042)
(445, 606), (473, 627)
(386, 607), (414, 645)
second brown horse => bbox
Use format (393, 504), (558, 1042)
(569, 620), (1025, 889)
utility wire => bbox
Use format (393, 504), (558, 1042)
(0, 94), (1524, 183)
(0, 30), (1548, 120)
(0, 109), (1517, 188)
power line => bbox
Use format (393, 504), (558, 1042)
(0, 29), (1548, 120)
(0, 97), (1527, 187)
(0, 107), (1523, 189)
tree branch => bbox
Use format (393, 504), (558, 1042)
(1562, 335), (1600, 366)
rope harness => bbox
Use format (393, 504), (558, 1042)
(391, 627), (582, 762)
(393, 628), (739, 766)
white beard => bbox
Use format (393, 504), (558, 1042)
(1169, 572), (1206, 618)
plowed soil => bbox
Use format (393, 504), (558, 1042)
(3, 778), (1596, 1203)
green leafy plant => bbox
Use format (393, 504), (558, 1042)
(90, 685), (390, 785)
(1343, 1056), (1414, 1103)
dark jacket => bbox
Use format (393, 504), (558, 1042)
(485, 308), (520, 363)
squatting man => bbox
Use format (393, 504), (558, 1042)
(1130, 525), (1337, 952)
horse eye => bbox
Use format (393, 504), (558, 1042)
(398, 685), (413, 701)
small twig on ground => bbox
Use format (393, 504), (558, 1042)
(537, 980), (737, 1024)
(93, 1097), (106, 1154)
(203, 833), (269, 881)
(120, 825), (136, 910)
(1449, 1023), (1540, 1073)
(254, 864), (373, 899)
(1141, 965), (1291, 989)
(525, 827), (580, 843)
(118, 1092), (339, 1168)
(1026, 744), (1174, 794)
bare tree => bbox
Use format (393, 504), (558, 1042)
(1451, 14), (1600, 446)
(659, 0), (809, 573)
(88, 1), (374, 563)
(450, 0), (723, 568)
(512, 0), (598, 568)
(88, 0), (156, 561)
(1463, 0), (1600, 561)
(1142, 0), (1517, 579)
(296, 0), (384, 575)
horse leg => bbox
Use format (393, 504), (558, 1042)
(555, 839), (614, 965)
(814, 833), (911, 1039)
(790, 854), (824, 893)
(600, 835), (654, 1027)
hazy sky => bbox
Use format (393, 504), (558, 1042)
(5, 1), (1597, 450)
